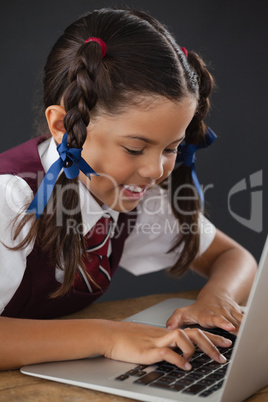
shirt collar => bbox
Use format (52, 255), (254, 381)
(38, 136), (119, 235)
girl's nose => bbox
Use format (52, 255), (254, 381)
(137, 155), (164, 181)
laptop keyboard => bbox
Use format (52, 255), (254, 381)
(115, 328), (236, 398)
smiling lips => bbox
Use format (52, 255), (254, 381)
(123, 184), (144, 193)
(121, 184), (148, 200)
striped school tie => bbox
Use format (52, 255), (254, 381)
(73, 215), (112, 293)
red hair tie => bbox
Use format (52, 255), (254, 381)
(84, 37), (107, 58)
(180, 47), (188, 58)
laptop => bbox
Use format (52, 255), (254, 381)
(21, 236), (268, 402)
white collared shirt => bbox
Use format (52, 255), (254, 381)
(0, 137), (216, 314)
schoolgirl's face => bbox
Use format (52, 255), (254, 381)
(80, 96), (197, 212)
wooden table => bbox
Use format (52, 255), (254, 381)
(0, 290), (267, 402)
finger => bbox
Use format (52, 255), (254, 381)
(166, 308), (195, 330)
(166, 309), (184, 330)
(157, 329), (195, 361)
(184, 328), (227, 364)
(231, 309), (244, 325)
(202, 332), (233, 348)
(149, 346), (192, 371)
(222, 307), (243, 328)
(211, 312), (240, 334)
(198, 311), (236, 333)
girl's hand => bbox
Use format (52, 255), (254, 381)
(102, 321), (232, 371)
(166, 293), (244, 335)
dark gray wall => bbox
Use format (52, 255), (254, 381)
(1, 0), (267, 301)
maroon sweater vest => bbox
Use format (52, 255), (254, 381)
(0, 136), (135, 319)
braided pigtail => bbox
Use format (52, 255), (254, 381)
(36, 39), (105, 297)
(58, 40), (103, 296)
(63, 40), (103, 147)
(166, 51), (214, 277)
(185, 51), (214, 142)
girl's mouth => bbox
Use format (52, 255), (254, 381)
(121, 184), (147, 200)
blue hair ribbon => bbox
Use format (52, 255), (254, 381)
(26, 133), (99, 219)
(176, 127), (217, 206)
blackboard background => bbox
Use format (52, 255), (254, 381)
(1, 0), (267, 301)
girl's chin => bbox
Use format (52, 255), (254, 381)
(107, 199), (141, 213)
(89, 193), (141, 213)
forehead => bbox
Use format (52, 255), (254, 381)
(91, 96), (197, 140)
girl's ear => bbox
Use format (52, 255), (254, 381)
(45, 105), (66, 144)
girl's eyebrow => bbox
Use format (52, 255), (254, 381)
(120, 135), (185, 145)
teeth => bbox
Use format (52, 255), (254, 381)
(123, 184), (144, 193)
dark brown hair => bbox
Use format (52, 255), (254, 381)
(12, 7), (214, 296)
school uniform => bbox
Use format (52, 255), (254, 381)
(0, 136), (215, 319)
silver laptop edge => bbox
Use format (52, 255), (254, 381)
(220, 236), (268, 402)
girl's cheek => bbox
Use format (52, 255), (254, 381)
(162, 163), (175, 180)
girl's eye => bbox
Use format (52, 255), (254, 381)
(123, 147), (144, 156)
(164, 148), (178, 155)
(123, 146), (179, 156)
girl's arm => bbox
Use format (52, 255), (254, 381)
(0, 316), (232, 371)
(166, 229), (257, 333)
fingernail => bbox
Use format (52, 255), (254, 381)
(228, 324), (236, 330)
(219, 354), (227, 364)
(223, 338), (232, 346)
(184, 362), (192, 370)
(167, 325), (172, 330)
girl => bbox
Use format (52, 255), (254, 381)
(0, 8), (256, 371)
